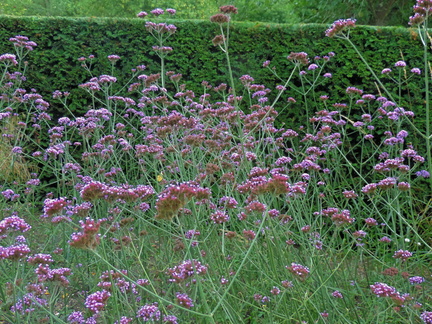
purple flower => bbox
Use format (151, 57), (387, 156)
(308, 64), (319, 70)
(166, 8), (176, 15)
(151, 8), (164, 16)
(332, 290), (344, 298)
(0, 216), (31, 234)
(416, 170), (430, 178)
(379, 236), (392, 243)
(9, 35), (37, 50)
(325, 18), (356, 37)
(137, 303), (161, 321)
(381, 68), (392, 74)
(395, 60), (406, 67)
(84, 290), (111, 314)
(287, 52), (309, 65)
(411, 67), (421, 74)
(11, 293), (47, 314)
(421, 311), (432, 324)
(0, 244), (31, 260)
(210, 210), (230, 224)
(346, 87), (363, 95)
(27, 253), (54, 264)
(0, 53), (18, 65)
(163, 315), (178, 324)
(409, 276), (425, 284)
(393, 249), (413, 261)
(370, 282), (398, 297)
(114, 317), (133, 324)
(107, 54), (120, 62)
(2, 189), (20, 201)
(167, 259), (208, 283)
(137, 11), (148, 17)
(286, 262), (310, 281)
(365, 218), (378, 226)
(176, 292), (194, 308)
(12, 146), (23, 154)
(68, 311), (85, 323)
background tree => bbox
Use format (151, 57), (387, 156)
(0, 0), (415, 26)
(292, 0), (412, 26)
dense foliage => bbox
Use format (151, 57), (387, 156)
(0, 15), (427, 151)
(0, 0), (412, 25)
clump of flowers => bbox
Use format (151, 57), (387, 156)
(84, 290), (111, 314)
(325, 18), (357, 37)
(155, 182), (210, 220)
(286, 263), (310, 281)
(69, 218), (104, 250)
(136, 303), (161, 321)
(167, 259), (208, 283)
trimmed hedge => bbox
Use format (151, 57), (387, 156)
(0, 15), (427, 133)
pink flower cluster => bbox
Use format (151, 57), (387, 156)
(325, 19), (356, 38)
(155, 182), (210, 220)
(286, 262), (310, 281)
(84, 290), (111, 314)
(80, 181), (154, 202)
(35, 264), (72, 286)
(0, 215), (31, 234)
(167, 259), (208, 283)
(69, 218), (104, 250)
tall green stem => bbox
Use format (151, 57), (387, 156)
(421, 18), (432, 191)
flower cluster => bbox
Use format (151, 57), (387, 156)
(84, 290), (111, 314)
(136, 303), (161, 321)
(0, 215), (31, 234)
(325, 19), (356, 37)
(167, 259), (208, 283)
(69, 218), (104, 250)
(155, 182), (210, 220)
(409, 0), (432, 25)
(35, 264), (72, 286)
(286, 263), (310, 281)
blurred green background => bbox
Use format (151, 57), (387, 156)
(1, 0), (413, 26)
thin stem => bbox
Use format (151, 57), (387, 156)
(422, 19), (432, 191)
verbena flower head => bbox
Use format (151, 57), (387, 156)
(394, 60), (406, 67)
(167, 259), (208, 283)
(421, 311), (432, 324)
(85, 290), (111, 314)
(151, 8), (164, 16)
(107, 54), (120, 62)
(212, 35), (225, 46)
(370, 282), (398, 297)
(411, 67), (421, 74)
(137, 303), (161, 321)
(409, 0), (432, 25)
(176, 292), (194, 308)
(0, 216), (31, 234)
(220, 5), (238, 14)
(287, 52), (309, 65)
(0, 53), (18, 65)
(210, 13), (230, 24)
(332, 290), (344, 298)
(286, 262), (310, 281)
(325, 19), (356, 37)
(9, 35), (38, 50)
(409, 276), (425, 284)
(393, 249), (413, 261)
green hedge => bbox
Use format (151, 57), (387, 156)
(0, 15), (427, 131)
